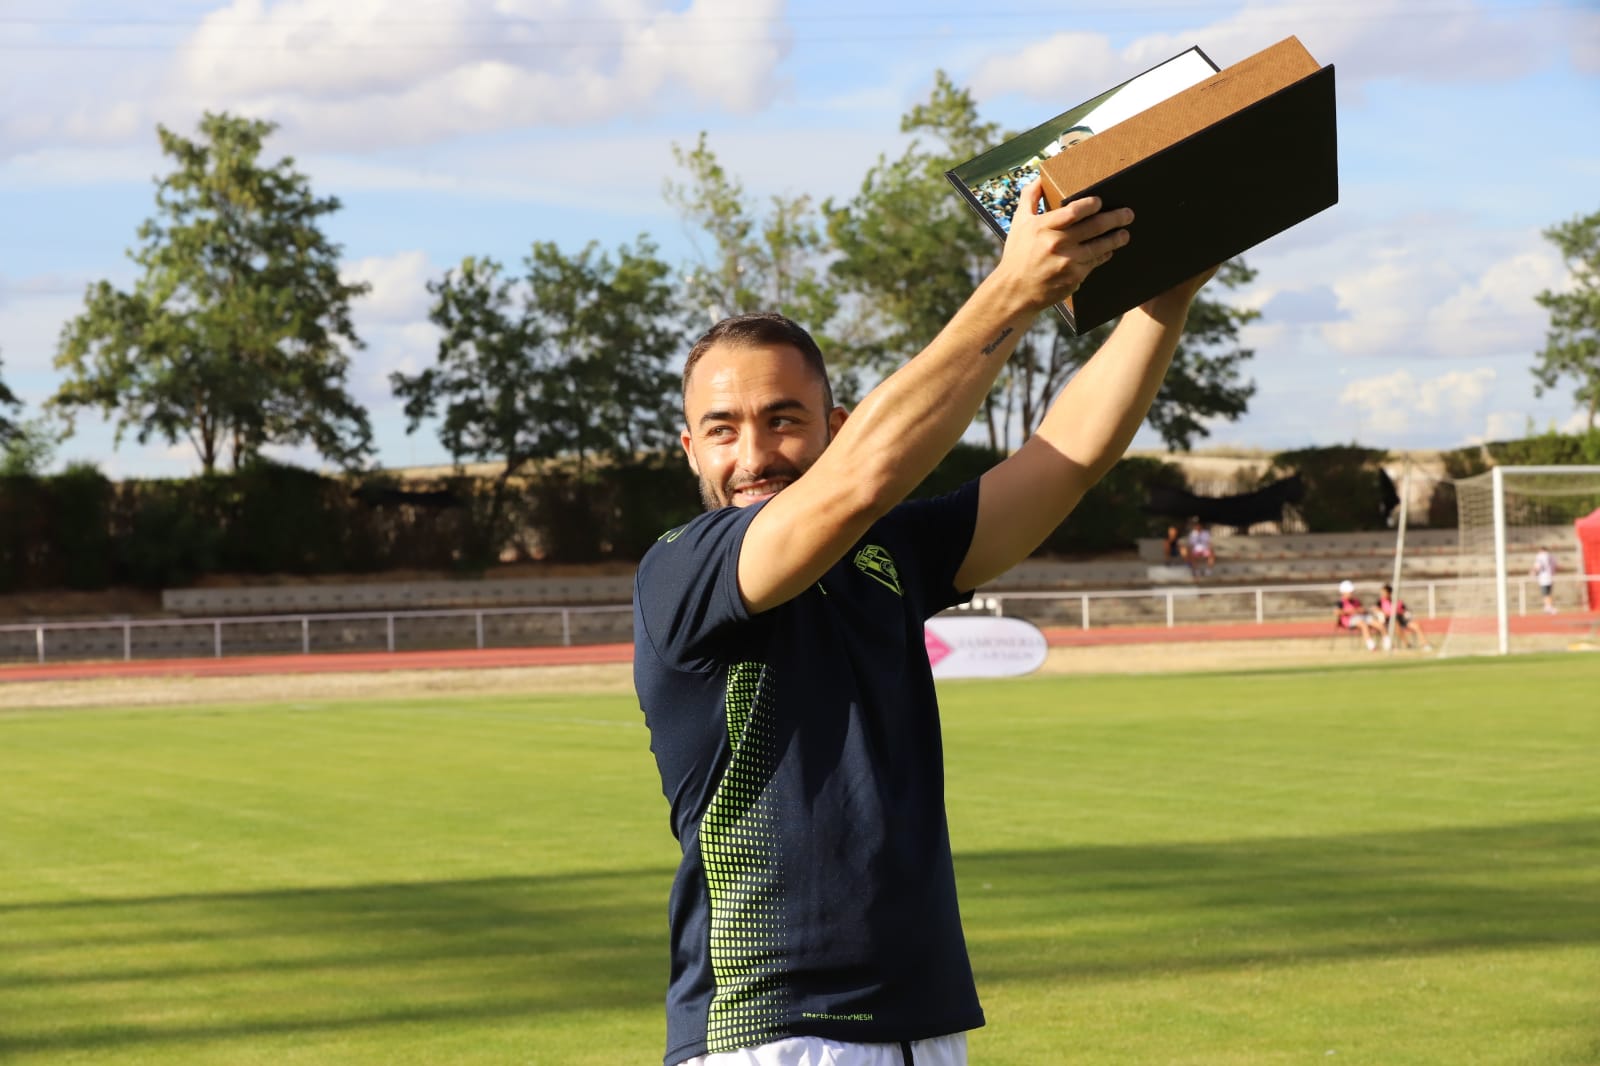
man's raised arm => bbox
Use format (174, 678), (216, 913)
(736, 183), (1132, 614)
(952, 266), (1217, 592)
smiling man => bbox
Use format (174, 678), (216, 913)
(632, 181), (1215, 1066)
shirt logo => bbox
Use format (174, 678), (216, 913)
(658, 525), (687, 543)
(854, 545), (902, 596)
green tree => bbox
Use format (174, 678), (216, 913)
(52, 112), (373, 473)
(0, 420), (60, 477)
(0, 350), (19, 446)
(0, 351), (61, 476)
(826, 71), (1257, 451)
(392, 239), (685, 557)
(1532, 208), (1600, 429)
(666, 132), (841, 343)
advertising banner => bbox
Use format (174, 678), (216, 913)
(924, 616), (1048, 679)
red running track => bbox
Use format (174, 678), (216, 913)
(2, 613), (1593, 685)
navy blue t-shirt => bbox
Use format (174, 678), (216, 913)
(632, 482), (986, 1065)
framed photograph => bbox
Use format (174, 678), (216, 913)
(947, 37), (1335, 334)
(947, 46), (1220, 238)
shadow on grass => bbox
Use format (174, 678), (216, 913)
(4, 819), (1598, 1055)
(0, 866), (674, 1056)
(959, 817), (1600, 982)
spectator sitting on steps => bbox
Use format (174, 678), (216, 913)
(1163, 524), (1188, 566)
(1186, 519), (1215, 576)
(1336, 579), (1382, 651)
(1378, 583), (1432, 651)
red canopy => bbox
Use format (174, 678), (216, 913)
(1576, 508), (1600, 611)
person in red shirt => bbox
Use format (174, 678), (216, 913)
(1335, 579), (1381, 651)
(1378, 583), (1432, 651)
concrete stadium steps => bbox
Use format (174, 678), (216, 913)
(163, 575), (634, 617)
(149, 528), (1588, 620)
(1136, 526), (1582, 566)
(989, 553), (1463, 591)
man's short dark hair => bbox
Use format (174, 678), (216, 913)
(682, 312), (834, 414)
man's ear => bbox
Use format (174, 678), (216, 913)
(680, 427), (699, 476)
(828, 406), (848, 438)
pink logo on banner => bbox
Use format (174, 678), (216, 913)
(924, 628), (953, 668)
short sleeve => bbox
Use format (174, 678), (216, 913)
(871, 480), (982, 618)
(633, 504), (763, 669)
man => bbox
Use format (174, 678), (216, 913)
(633, 180), (1215, 1066)
(1532, 546), (1557, 614)
(1378, 583), (1431, 651)
(1186, 518), (1216, 576)
(1335, 579), (1382, 651)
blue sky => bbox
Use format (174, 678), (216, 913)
(1, 0), (1597, 477)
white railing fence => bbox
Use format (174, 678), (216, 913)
(0, 605), (634, 667)
(2, 575), (1593, 667)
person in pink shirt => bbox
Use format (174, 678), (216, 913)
(1335, 579), (1381, 651)
(1378, 583), (1431, 651)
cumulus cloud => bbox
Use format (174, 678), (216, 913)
(1482, 410), (1533, 442)
(343, 250), (435, 324)
(971, 0), (1558, 103)
(1340, 367), (1496, 436)
(1571, 11), (1600, 75)
(1242, 216), (1563, 363)
(174, 0), (788, 149)
(1258, 284), (1347, 325)
(1, 0), (789, 157)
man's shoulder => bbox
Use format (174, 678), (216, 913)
(641, 507), (758, 564)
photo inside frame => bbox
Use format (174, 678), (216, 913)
(948, 47), (1220, 239)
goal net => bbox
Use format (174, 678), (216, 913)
(1439, 465), (1600, 657)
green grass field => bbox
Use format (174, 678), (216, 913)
(3, 656), (1597, 1065)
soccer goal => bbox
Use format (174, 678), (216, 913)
(1438, 465), (1600, 657)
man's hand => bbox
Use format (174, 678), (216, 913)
(991, 180), (1132, 313)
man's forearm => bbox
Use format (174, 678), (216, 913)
(1032, 290), (1192, 481)
(821, 274), (1036, 511)
(806, 193), (1136, 521)
(732, 188), (1133, 614)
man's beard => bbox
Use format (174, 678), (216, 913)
(698, 458), (807, 512)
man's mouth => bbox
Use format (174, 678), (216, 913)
(730, 478), (790, 504)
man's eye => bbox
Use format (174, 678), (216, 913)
(707, 426), (733, 439)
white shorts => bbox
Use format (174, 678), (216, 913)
(679, 1032), (967, 1066)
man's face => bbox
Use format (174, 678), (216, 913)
(680, 341), (846, 511)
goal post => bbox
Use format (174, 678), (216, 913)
(1440, 465), (1600, 658)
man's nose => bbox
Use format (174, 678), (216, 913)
(737, 424), (779, 472)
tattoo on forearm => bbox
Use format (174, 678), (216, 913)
(981, 327), (1014, 356)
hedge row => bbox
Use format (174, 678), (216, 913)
(5, 435), (1592, 592)
(0, 457), (713, 593)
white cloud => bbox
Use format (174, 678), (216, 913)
(355, 319), (441, 403)
(1236, 214), (1562, 363)
(969, 32), (1120, 107)
(1428, 249), (1567, 361)
(1340, 367), (1497, 436)
(173, 0), (789, 149)
(343, 250), (434, 324)
(1571, 11), (1600, 75)
(1560, 409), (1594, 435)
(970, 0), (1557, 105)
(1, 0), (790, 158)
(1482, 410), (1532, 442)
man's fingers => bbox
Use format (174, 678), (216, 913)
(1047, 194), (1102, 227)
(1016, 179), (1045, 221)
(1080, 227), (1131, 261)
(1064, 206), (1134, 245)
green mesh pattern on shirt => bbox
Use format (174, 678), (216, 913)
(701, 660), (790, 1053)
